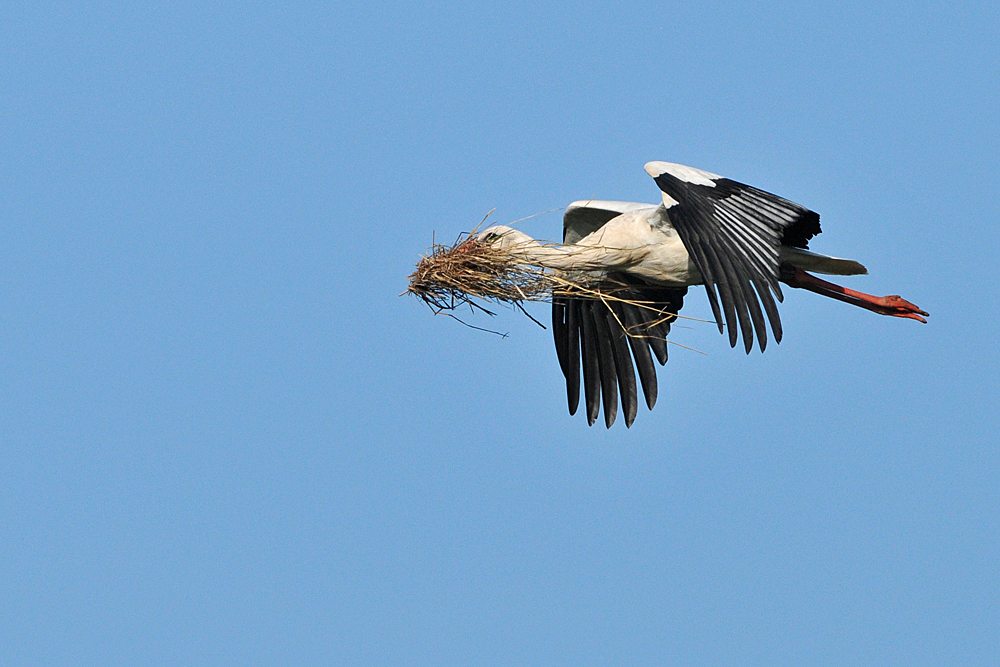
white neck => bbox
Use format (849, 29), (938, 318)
(507, 239), (644, 273)
(480, 228), (641, 275)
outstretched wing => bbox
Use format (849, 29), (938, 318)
(645, 161), (821, 353)
(552, 275), (686, 429)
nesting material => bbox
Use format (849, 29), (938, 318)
(406, 233), (553, 314)
(405, 232), (670, 334)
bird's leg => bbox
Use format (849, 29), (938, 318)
(781, 267), (928, 323)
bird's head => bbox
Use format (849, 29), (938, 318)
(476, 225), (536, 250)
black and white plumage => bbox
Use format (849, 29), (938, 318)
(648, 161), (819, 353)
(479, 161), (927, 428)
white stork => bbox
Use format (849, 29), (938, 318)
(478, 161), (927, 428)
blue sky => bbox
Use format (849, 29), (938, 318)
(1, 2), (998, 664)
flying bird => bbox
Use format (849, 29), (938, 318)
(478, 161), (927, 428)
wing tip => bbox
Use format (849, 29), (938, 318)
(644, 161), (666, 178)
(644, 161), (721, 186)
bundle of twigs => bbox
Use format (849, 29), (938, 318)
(405, 232), (555, 315)
(409, 236), (584, 326)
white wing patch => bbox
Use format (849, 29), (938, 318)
(644, 161), (720, 187)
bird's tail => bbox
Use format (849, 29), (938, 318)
(778, 247), (867, 276)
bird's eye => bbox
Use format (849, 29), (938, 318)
(483, 232), (498, 243)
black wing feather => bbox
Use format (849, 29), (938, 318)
(577, 300), (601, 427)
(552, 298), (582, 415)
(564, 300), (581, 415)
(589, 300), (619, 428)
(604, 305), (638, 428)
(616, 302), (657, 410)
(552, 300), (568, 375)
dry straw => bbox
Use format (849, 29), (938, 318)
(406, 231), (553, 315)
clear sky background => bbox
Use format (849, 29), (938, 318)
(1, 2), (998, 665)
